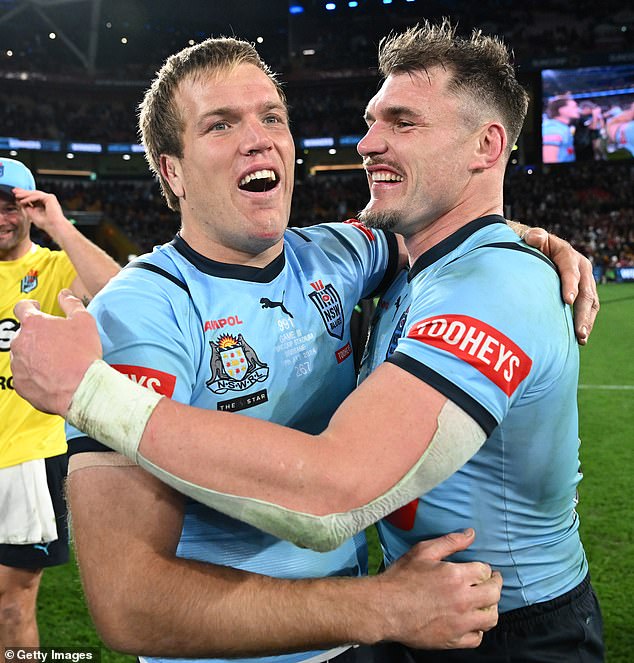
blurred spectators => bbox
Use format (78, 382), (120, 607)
(27, 161), (633, 279)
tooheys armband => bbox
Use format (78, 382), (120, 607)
(67, 360), (486, 552)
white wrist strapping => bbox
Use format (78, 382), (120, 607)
(66, 359), (163, 460)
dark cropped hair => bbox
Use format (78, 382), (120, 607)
(378, 19), (529, 157)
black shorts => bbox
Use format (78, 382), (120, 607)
(382, 574), (604, 662)
(0, 453), (69, 570)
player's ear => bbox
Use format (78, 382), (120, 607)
(469, 122), (506, 171)
(160, 154), (185, 198)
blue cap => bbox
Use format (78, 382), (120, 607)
(0, 158), (36, 199)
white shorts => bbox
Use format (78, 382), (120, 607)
(0, 458), (58, 544)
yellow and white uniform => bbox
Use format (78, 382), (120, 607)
(0, 244), (76, 469)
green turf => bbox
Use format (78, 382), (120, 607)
(37, 283), (633, 661)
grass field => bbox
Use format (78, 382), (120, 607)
(37, 283), (634, 662)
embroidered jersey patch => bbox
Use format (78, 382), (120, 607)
(308, 280), (344, 340)
(406, 314), (532, 396)
(20, 270), (38, 294)
(387, 308), (409, 360)
(206, 333), (269, 394)
(111, 364), (177, 397)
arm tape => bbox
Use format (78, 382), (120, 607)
(66, 361), (487, 552)
(136, 400), (486, 552)
(66, 359), (163, 460)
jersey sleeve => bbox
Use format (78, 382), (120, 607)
(386, 247), (573, 435)
(542, 119), (565, 147)
(298, 221), (400, 300)
(66, 267), (200, 450)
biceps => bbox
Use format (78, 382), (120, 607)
(67, 457), (185, 595)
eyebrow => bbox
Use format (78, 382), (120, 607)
(196, 101), (288, 131)
(364, 105), (422, 122)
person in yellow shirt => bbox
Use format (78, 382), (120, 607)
(0, 158), (120, 655)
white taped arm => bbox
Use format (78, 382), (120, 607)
(65, 359), (487, 551)
(136, 401), (485, 551)
(66, 360), (162, 460)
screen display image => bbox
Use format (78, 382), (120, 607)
(541, 63), (634, 164)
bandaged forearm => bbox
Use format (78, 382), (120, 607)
(67, 362), (486, 552)
(137, 401), (485, 551)
(67, 360), (163, 459)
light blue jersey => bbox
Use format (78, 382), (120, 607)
(542, 117), (576, 162)
(67, 222), (398, 663)
(360, 215), (587, 613)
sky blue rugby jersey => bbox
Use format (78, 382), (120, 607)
(542, 117), (576, 162)
(360, 215), (588, 613)
(66, 221), (398, 663)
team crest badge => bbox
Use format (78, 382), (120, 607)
(308, 280), (344, 340)
(206, 333), (269, 394)
(20, 270), (38, 294)
(387, 308), (410, 359)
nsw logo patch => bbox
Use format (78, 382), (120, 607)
(20, 270), (38, 294)
(308, 280), (344, 340)
(206, 333), (269, 394)
(406, 314), (532, 396)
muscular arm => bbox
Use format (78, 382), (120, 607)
(542, 144), (560, 164)
(13, 296), (483, 550)
(13, 187), (120, 299)
(68, 453), (500, 655)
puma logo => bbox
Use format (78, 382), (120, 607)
(260, 292), (293, 318)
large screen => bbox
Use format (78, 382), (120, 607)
(541, 63), (634, 164)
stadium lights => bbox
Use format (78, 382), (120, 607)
(289, 4), (304, 14)
(66, 153), (74, 159)
(188, 39), (195, 45)
(325, 3), (336, 10)
(121, 37), (128, 44)
(49, 32), (56, 39)
(6, 50), (13, 57)
(348, 1), (358, 7)
(257, 36), (264, 43)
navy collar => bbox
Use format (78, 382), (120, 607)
(408, 215), (506, 282)
(170, 233), (286, 283)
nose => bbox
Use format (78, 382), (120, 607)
(357, 123), (387, 159)
(241, 117), (273, 156)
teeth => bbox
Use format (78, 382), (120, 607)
(370, 171), (403, 182)
(239, 169), (277, 187)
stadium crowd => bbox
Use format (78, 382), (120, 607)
(30, 161), (633, 279)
